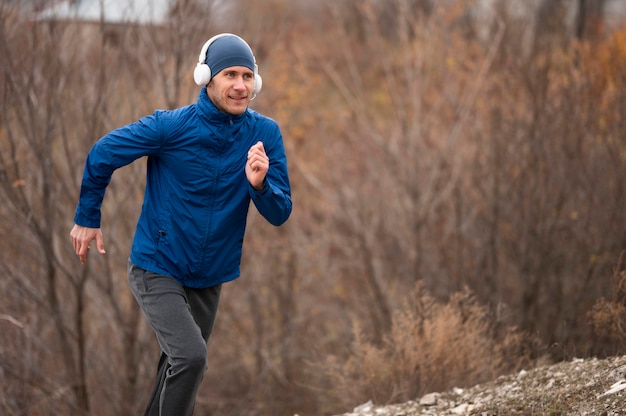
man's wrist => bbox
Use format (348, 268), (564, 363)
(252, 178), (267, 191)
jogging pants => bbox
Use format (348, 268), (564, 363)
(128, 261), (222, 416)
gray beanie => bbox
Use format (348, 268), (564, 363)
(205, 35), (255, 80)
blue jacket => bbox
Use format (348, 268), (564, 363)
(74, 88), (292, 288)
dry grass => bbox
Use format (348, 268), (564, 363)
(318, 283), (529, 409)
(589, 255), (626, 349)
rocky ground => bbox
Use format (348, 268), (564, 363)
(335, 355), (626, 415)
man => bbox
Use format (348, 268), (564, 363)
(70, 33), (292, 415)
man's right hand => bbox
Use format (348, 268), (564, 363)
(70, 224), (106, 264)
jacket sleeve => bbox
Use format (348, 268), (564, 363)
(73, 113), (164, 228)
(249, 127), (292, 226)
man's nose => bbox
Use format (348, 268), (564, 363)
(233, 76), (246, 89)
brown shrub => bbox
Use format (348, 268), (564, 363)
(589, 256), (626, 350)
(317, 283), (529, 409)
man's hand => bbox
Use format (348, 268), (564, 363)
(70, 224), (106, 264)
(246, 141), (269, 190)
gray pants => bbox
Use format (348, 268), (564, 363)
(128, 261), (221, 416)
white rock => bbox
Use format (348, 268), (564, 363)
(450, 403), (469, 414)
(419, 392), (439, 406)
(354, 400), (374, 412)
(598, 380), (626, 398)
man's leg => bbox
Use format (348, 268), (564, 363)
(128, 262), (221, 416)
(144, 353), (168, 416)
(185, 284), (222, 343)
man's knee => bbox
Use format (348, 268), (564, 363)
(181, 343), (208, 374)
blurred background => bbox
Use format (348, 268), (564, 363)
(2, 0), (626, 415)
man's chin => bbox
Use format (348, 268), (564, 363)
(225, 107), (246, 116)
(227, 101), (248, 114)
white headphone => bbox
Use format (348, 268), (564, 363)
(193, 33), (263, 96)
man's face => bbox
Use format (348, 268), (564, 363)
(206, 66), (255, 115)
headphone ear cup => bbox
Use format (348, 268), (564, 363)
(254, 74), (262, 95)
(194, 64), (211, 86)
